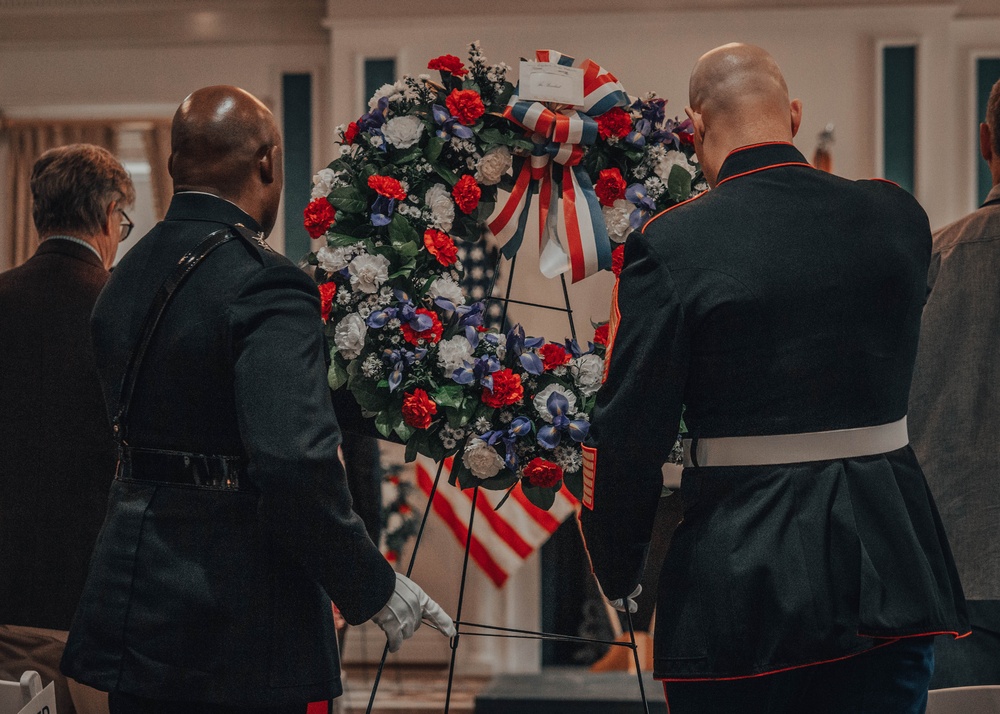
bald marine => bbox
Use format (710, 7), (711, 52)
(168, 85), (284, 235)
(685, 43), (803, 187)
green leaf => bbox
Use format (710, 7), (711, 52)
(375, 411), (398, 439)
(562, 470), (583, 500)
(389, 213), (420, 245)
(404, 438), (420, 463)
(667, 164), (694, 203)
(521, 483), (557, 510)
(425, 137), (445, 163)
(478, 470), (519, 491)
(328, 357), (349, 391)
(433, 162), (459, 187)
(396, 241), (420, 259)
(393, 420), (416, 442)
(325, 232), (361, 247)
(432, 384), (465, 409)
(327, 186), (368, 214)
(394, 146), (423, 164)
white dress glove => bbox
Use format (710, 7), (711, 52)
(609, 584), (642, 614)
(371, 573), (456, 653)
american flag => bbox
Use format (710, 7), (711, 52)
(415, 457), (579, 588)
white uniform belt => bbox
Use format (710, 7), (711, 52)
(682, 417), (908, 468)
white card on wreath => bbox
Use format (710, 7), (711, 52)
(518, 61), (585, 106)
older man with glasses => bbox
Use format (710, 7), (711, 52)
(0, 143), (135, 714)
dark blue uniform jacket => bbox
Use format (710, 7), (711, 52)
(581, 142), (968, 680)
(61, 193), (395, 705)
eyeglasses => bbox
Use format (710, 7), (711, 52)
(118, 209), (134, 242)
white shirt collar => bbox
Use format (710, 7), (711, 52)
(45, 235), (102, 261)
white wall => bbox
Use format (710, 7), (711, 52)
(0, 41), (329, 268)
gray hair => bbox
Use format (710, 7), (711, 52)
(31, 143), (135, 237)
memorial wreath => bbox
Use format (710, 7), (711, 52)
(305, 43), (701, 510)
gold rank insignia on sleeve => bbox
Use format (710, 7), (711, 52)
(582, 444), (597, 510)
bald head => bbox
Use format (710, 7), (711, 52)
(685, 44), (802, 187)
(170, 85), (283, 233)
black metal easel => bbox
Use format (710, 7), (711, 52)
(364, 244), (650, 714)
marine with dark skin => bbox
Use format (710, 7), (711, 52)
(168, 85), (284, 236)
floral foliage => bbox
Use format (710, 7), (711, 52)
(306, 43), (700, 509)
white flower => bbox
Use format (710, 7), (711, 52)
(348, 253), (390, 294)
(361, 354), (383, 379)
(603, 199), (633, 243)
(554, 444), (583, 473)
(436, 334), (475, 375)
(333, 313), (367, 360)
(368, 82), (404, 110)
(463, 438), (506, 480)
(316, 245), (352, 273)
(474, 146), (512, 186)
(572, 353), (604, 396)
(533, 384), (578, 423)
(311, 168), (343, 199)
(428, 274), (465, 306)
(474, 416), (492, 434)
(425, 184), (455, 232)
(644, 175), (666, 200)
(654, 149), (696, 181)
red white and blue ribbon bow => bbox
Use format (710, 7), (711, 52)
(487, 50), (628, 284)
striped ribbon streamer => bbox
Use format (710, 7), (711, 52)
(487, 50), (628, 284)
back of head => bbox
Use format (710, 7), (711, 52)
(687, 43), (801, 186)
(690, 43), (792, 138)
(31, 144), (135, 238)
(170, 85), (280, 198)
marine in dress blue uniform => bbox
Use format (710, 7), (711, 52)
(61, 86), (453, 714)
(580, 44), (968, 713)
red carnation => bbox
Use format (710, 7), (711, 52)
(595, 168), (627, 207)
(344, 121), (360, 145)
(481, 368), (523, 408)
(596, 107), (633, 141)
(402, 388), (438, 429)
(368, 174), (408, 201)
(593, 323), (610, 346)
(318, 281), (337, 322)
(611, 244), (625, 277)
(446, 89), (485, 126)
(523, 457), (564, 488)
(401, 308), (444, 346)
(428, 54), (468, 77)
(303, 198), (336, 239)
(678, 130), (694, 146)
(538, 342), (571, 371)
(423, 228), (458, 267)
(385, 550), (398, 564)
(452, 175), (481, 215)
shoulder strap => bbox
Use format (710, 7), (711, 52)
(112, 227), (236, 446)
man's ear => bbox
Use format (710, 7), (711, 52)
(980, 122), (993, 164)
(259, 145), (277, 185)
(686, 106), (705, 142)
(103, 200), (117, 236)
(790, 99), (803, 138)
(167, 152), (175, 179)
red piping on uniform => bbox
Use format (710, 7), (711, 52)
(641, 191), (707, 233)
(656, 638), (905, 682)
(655, 626), (966, 683)
(724, 140), (796, 158)
(715, 162), (814, 188)
(870, 177), (902, 188)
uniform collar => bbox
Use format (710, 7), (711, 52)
(35, 235), (106, 270)
(715, 142), (812, 186)
(982, 183), (1000, 207)
(164, 192), (263, 233)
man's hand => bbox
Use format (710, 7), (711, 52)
(609, 585), (642, 614)
(371, 573), (456, 653)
